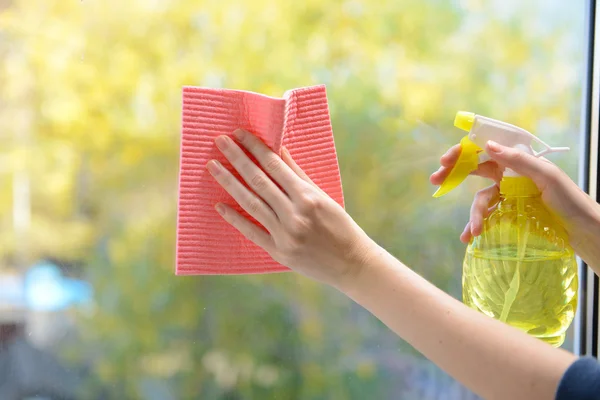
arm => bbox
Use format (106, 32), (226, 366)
(567, 192), (600, 273)
(341, 241), (576, 400)
(207, 130), (580, 400)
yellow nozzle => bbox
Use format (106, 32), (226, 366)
(433, 135), (482, 198)
(454, 111), (475, 132)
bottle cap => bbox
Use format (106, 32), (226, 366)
(499, 177), (540, 197)
(454, 111), (475, 132)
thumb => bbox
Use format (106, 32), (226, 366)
(485, 140), (556, 188)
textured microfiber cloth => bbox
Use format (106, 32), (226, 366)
(176, 85), (344, 275)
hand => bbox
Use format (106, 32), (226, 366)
(207, 129), (374, 288)
(430, 140), (600, 249)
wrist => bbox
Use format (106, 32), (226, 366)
(334, 238), (396, 296)
(332, 236), (374, 292)
(568, 195), (600, 268)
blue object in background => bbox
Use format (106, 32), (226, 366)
(24, 261), (93, 312)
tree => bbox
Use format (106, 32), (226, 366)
(0, 0), (584, 398)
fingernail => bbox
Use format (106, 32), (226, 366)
(215, 203), (226, 215)
(233, 129), (246, 141)
(215, 136), (229, 150)
(282, 147), (290, 157)
(206, 160), (222, 175)
(487, 140), (501, 153)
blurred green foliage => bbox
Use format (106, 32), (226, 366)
(0, 0), (584, 398)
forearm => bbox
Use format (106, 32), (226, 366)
(570, 195), (600, 273)
(339, 242), (576, 400)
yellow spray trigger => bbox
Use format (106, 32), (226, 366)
(433, 135), (482, 198)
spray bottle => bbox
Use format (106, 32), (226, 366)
(435, 111), (578, 347)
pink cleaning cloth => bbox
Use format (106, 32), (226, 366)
(176, 85), (344, 275)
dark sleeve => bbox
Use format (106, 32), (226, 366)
(556, 356), (600, 400)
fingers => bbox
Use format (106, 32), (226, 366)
(214, 134), (291, 216)
(281, 147), (326, 195)
(215, 203), (274, 250)
(460, 222), (472, 244)
(430, 145), (461, 185)
(430, 144), (503, 185)
(471, 161), (504, 183)
(469, 185), (500, 237)
(435, 140), (560, 189)
(460, 185), (499, 243)
(430, 166), (449, 186)
(440, 144), (461, 167)
(486, 141), (559, 189)
(231, 129), (302, 195)
(207, 160), (278, 230)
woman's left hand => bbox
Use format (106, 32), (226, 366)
(207, 129), (375, 288)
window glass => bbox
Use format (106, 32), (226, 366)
(0, 0), (585, 398)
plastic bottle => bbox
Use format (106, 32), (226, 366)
(434, 111), (578, 347)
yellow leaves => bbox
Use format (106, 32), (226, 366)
(302, 362), (326, 387)
(458, 0), (485, 12)
(134, 0), (172, 14)
(254, 365), (280, 387)
(356, 360), (375, 379)
(40, 92), (86, 127)
(201, 350), (281, 390)
(97, 359), (115, 381)
(28, 216), (94, 261)
(300, 315), (323, 341)
(401, 81), (444, 123)
(140, 347), (193, 378)
(256, 82), (286, 98)
(2, 51), (34, 102)
(109, 45), (143, 91)
(0, 2), (579, 266)
(120, 143), (145, 167)
(306, 35), (330, 62)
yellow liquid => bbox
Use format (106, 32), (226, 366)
(463, 245), (578, 347)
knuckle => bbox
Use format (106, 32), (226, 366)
(507, 149), (524, 162)
(219, 172), (232, 186)
(279, 216), (317, 259)
(246, 198), (262, 215)
(245, 228), (258, 244)
(474, 188), (486, 198)
(474, 185), (497, 205)
(287, 216), (312, 240)
(474, 189), (489, 204)
(297, 189), (324, 212)
(288, 215), (307, 231)
(250, 174), (268, 191)
(265, 157), (282, 174)
(469, 203), (481, 217)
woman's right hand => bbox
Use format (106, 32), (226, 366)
(429, 141), (600, 262)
